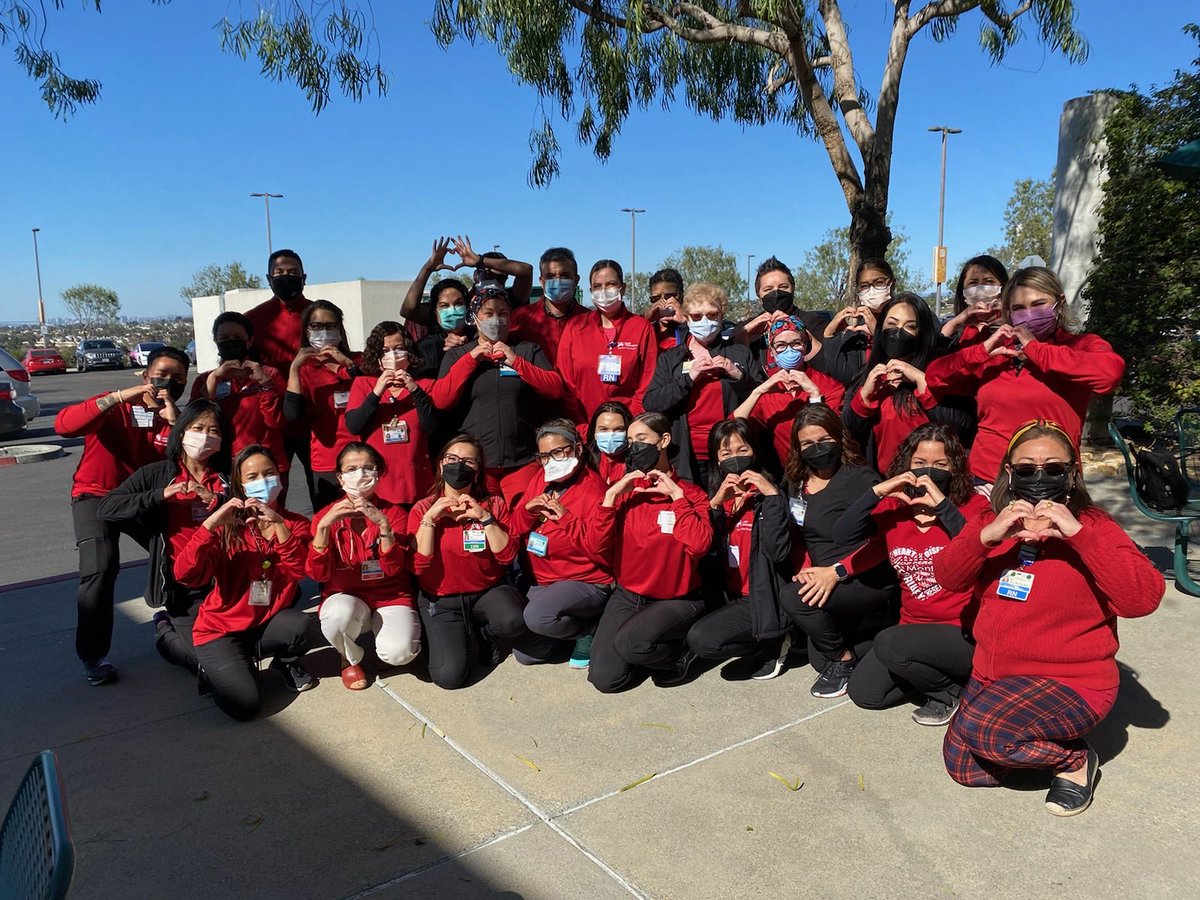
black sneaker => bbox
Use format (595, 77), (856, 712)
(653, 649), (696, 687)
(911, 697), (959, 726)
(477, 628), (504, 667)
(751, 636), (791, 681)
(271, 657), (317, 693)
(1045, 746), (1100, 817)
(83, 657), (119, 686)
(810, 655), (855, 698)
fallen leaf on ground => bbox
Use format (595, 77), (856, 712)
(192, 791), (209, 802)
(640, 722), (673, 731)
(241, 814), (264, 832)
(767, 772), (804, 792)
(619, 773), (657, 792)
(513, 754), (540, 772)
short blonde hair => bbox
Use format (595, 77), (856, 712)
(1002, 266), (1078, 332)
(682, 281), (728, 317)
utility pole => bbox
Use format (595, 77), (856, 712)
(250, 192), (284, 255)
(620, 207), (645, 308)
(32, 227), (47, 346)
(927, 126), (961, 317)
(746, 253), (756, 305)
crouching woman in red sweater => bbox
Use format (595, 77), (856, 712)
(175, 445), (317, 721)
(934, 420), (1165, 816)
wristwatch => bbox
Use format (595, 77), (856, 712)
(833, 562), (848, 582)
(477, 515), (497, 528)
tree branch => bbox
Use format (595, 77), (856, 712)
(563, 0), (663, 33)
(817, 0), (874, 149)
(906, 0), (981, 37)
(982, 0), (1034, 29)
(644, 2), (786, 53)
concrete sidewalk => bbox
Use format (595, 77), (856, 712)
(1, 476), (1196, 899)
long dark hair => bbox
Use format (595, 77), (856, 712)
(585, 400), (632, 468)
(706, 418), (766, 496)
(167, 400), (232, 474)
(855, 257), (895, 286)
(361, 321), (424, 377)
(990, 422), (1092, 515)
(850, 293), (941, 415)
(230, 444), (279, 500)
(953, 254), (1008, 314)
(301, 299), (353, 356)
(886, 423), (974, 506)
(427, 432), (489, 500)
(784, 404), (868, 488)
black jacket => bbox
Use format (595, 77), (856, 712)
(708, 491), (793, 640)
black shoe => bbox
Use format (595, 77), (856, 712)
(653, 649), (696, 687)
(751, 636), (791, 681)
(83, 657), (119, 686)
(810, 655), (855, 698)
(1045, 746), (1100, 817)
(271, 657), (317, 693)
(477, 629), (504, 667)
(911, 697), (959, 727)
(197, 668), (212, 696)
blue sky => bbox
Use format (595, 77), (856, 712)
(1, 2), (1197, 320)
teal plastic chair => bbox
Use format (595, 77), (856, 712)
(0, 751), (75, 900)
(1109, 420), (1200, 597)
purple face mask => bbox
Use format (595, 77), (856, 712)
(1010, 304), (1058, 340)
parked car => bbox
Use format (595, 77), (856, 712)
(185, 340), (197, 366)
(0, 348), (40, 424)
(130, 341), (167, 367)
(0, 372), (25, 436)
(76, 339), (126, 372)
(22, 347), (68, 375)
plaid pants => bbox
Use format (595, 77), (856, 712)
(943, 676), (1103, 786)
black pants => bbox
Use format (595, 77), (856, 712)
(193, 609), (316, 722)
(417, 586), (536, 690)
(588, 587), (705, 693)
(311, 470), (343, 511)
(687, 596), (781, 661)
(779, 576), (895, 670)
(281, 432), (314, 509)
(848, 623), (975, 709)
(156, 592), (205, 675)
(72, 495), (149, 663)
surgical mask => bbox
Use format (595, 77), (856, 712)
(151, 376), (185, 401)
(542, 455), (579, 483)
(270, 274), (304, 301)
(910, 466), (953, 496)
(243, 475), (282, 505)
(880, 328), (920, 360)
(438, 305), (468, 332)
(216, 338), (248, 361)
(858, 285), (891, 309)
(717, 455), (756, 478)
(687, 316), (722, 343)
(963, 283), (1001, 303)
(626, 440), (661, 472)
(381, 349), (407, 371)
(800, 441), (841, 471)
(340, 468), (378, 499)
(441, 462), (476, 490)
(307, 327), (340, 349)
(591, 287), (625, 313)
(760, 289), (794, 315)
(1008, 465), (1072, 503)
(595, 431), (627, 455)
(181, 431), (221, 461)
(476, 317), (509, 343)
(774, 347), (805, 371)
(543, 278), (576, 305)
(1010, 305), (1059, 340)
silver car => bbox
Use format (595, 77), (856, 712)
(76, 339), (126, 373)
(0, 347), (40, 425)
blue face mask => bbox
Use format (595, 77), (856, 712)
(774, 347), (805, 370)
(243, 475), (281, 505)
(595, 431), (627, 456)
(543, 278), (576, 305)
(438, 305), (467, 332)
(687, 316), (722, 343)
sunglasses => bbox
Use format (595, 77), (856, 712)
(1009, 463), (1070, 478)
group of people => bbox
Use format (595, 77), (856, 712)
(57, 240), (1165, 818)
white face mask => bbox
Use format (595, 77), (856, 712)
(542, 454), (580, 483)
(687, 316), (722, 343)
(476, 317), (509, 342)
(181, 431), (221, 462)
(963, 283), (1002, 303)
(591, 287), (624, 312)
(308, 327), (341, 349)
(857, 285), (892, 310)
(340, 468), (378, 499)
(381, 349), (408, 371)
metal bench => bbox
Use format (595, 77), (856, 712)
(0, 751), (75, 900)
(1174, 406), (1200, 499)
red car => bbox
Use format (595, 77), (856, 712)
(22, 347), (68, 375)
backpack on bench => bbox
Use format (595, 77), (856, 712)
(1134, 447), (1191, 511)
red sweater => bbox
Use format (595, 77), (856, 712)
(164, 466), (227, 563)
(175, 511), (312, 646)
(591, 475), (712, 599)
(55, 396), (172, 498)
(557, 308), (658, 419)
(296, 358), (359, 472)
(745, 370), (846, 465)
(244, 295), (308, 373)
(307, 500), (413, 608)
(508, 467), (613, 586)
(924, 329), (1124, 481)
(346, 376), (435, 506)
(933, 507), (1164, 713)
(191, 366), (289, 471)
(849, 385), (939, 474)
(430, 350), (564, 408)
(408, 494), (517, 596)
(509, 301), (587, 366)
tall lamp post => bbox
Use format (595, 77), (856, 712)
(32, 227), (47, 346)
(746, 253), (756, 305)
(927, 126), (961, 318)
(620, 207), (645, 308)
(250, 192), (284, 255)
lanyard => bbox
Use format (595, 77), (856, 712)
(601, 311), (629, 352)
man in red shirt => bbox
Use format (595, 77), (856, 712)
(508, 247), (588, 367)
(55, 346), (189, 685)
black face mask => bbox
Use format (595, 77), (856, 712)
(800, 441), (841, 471)
(441, 462), (476, 490)
(717, 455), (756, 478)
(909, 466), (953, 496)
(626, 440), (661, 473)
(270, 273), (305, 301)
(150, 376), (185, 402)
(760, 289), (795, 315)
(1008, 467), (1072, 503)
(216, 338), (248, 361)
(881, 327), (920, 360)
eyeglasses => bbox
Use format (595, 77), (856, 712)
(1009, 463), (1071, 478)
(649, 291), (680, 303)
(309, 325), (339, 333)
(857, 277), (891, 290)
(771, 340), (808, 353)
(442, 453), (479, 469)
(342, 465), (378, 476)
(534, 446), (577, 463)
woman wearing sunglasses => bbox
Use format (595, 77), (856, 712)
(935, 420), (1164, 816)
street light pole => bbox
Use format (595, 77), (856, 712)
(250, 192), (284, 255)
(927, 126), (961, 318)
(620, 207), (645, 308)
(746, 253), (756, 305)
(32, 227), (47, 346)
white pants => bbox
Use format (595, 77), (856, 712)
(319, 593), (422, 668)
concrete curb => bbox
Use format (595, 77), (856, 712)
(0, 443), (64, 465)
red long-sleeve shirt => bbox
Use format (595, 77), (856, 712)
(933, 506), (1164, 715)
(744, 370), (846, 465)
(430, 350), (563, 407)
(408, 495), (517, 596)
(191, 366), (289, 471)
(244, 295), (308, 373)
(557, 307), (658, 418)
(307, 500), (413, 608)
(175, 511), (312, 646)
(849, 385), (939, 474)
(508, 301), (587, 366)
(296, 358), (359, 472)
(924, 329), (1124, 481)
(346, 376), (435, 506)
(591, 475), (712, 599)
(55, 395), (172, 498)
(508, 467), (613, 586)
(164, 467), (228, 562)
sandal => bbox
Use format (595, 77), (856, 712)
(341, 664), (368, 691)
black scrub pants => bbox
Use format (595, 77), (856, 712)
(588, 587), (705, 693)
(71, 495), (149, 664)
(780, 577), (895, 671)
(848, 623), (975, 709)
(686, 595), (782, 661)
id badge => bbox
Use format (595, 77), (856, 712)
(657, 509), (676, 535)
(333, 390), (350, 409)
(249, 579), (272, 606)
(383, 420), (409, 444)
(727, 543), (740, 569)
(462, 527), (487, 553)
(360, 559), (384, 581)
(214, 381), (232, 400)
(131, 406), (156, 429)
(598, 354), (623, 384)
(527, 531), (549, 557)
(997, 569), (1034, 602)
(788, 496), (807, 526)
(498, 364), (518, 377)
(191, 501), (209, 522)
(681, 360), (693, 375)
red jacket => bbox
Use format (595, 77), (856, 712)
(848, 385), (939, 474)
(508, 301), (587, 366)
(346, 375), (435, 506)
(244, 295), (308, 373)
(164, 467), (228, 563)
(557, 307), (658, 419)
(55, 395), (172, 498)
(591, 474), (712, 599)
(307, 500), (413, 608)
(745, 370), (846, 466)
(508, 467), (613, 586)
(295, 357), (359, 472)
(933, 506), (1164, 712)
(191, 365), (289, 471)
(408, 494), (517, 596)
(924, 329), (1124, 481)
(175, 511), (312, 646)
